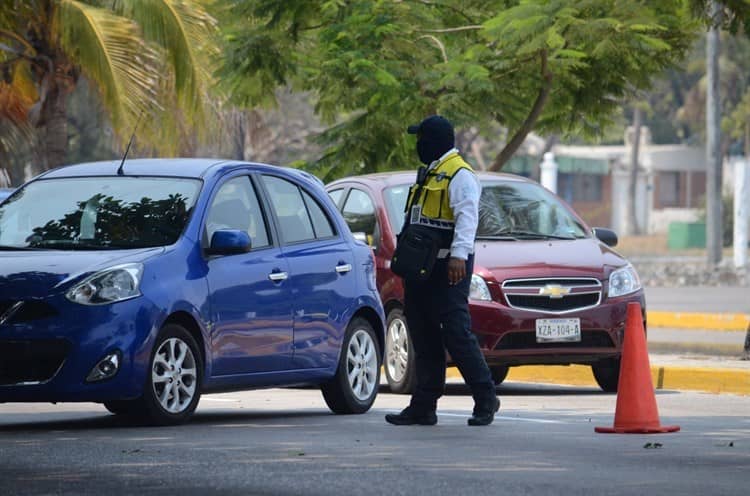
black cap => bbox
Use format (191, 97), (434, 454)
(407, 115), (454, 143)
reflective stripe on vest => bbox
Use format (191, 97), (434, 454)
(406, 153), (474, 229)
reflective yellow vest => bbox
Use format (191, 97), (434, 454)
(406, 152), (474, 230)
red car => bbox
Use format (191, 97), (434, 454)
(326, 171), (645, 393)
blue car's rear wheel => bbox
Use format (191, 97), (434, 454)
(322, 317), (381, 414)
(138, 324), (203, 425)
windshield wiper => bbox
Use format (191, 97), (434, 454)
(0, 244), (42, 251)
(489, 230), (578, 240)
(29, 240), (119, 250)
(475, 235), (520, 241)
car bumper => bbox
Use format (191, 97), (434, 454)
(468, 291), (646, 366)
(0, 296), (159, 402)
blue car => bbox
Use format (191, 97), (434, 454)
(0, 159), (384, 424)
(0, 188), (13, 202)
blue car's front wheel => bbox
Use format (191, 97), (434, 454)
(138, 324), (203, 425)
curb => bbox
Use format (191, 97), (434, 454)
(446, 364), (750, 396)
(647, 310), (749, 331)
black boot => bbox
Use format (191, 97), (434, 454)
(467, 397), (500, 426)
(385, 406), (438, 426)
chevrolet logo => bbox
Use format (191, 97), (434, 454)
(538, 285), (570, 299)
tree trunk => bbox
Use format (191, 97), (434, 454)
(228, 109), (247, 160)
(706, 0), (723, 266)
(490, 50), (552, 172)
(38, 84), (68, 171)
(627, 106), (642, 235)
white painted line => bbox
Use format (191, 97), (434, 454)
(383, 410), (564, 424)
(201, 397), (241, 403)
(438, 412), (563, 424)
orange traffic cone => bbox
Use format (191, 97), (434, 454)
(595, 302), (680, 434)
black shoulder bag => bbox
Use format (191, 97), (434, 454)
(390, 167), (445, 281)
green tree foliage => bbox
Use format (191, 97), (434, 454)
(637, 33), (750, 145)
(219, 0), (697, 180)
(0, 0), (218, 171)
(688, 0), (750, 33)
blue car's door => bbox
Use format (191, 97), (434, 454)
(205, 175), (294, 375)
(260, 174), (356, 371)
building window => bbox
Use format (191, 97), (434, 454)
(557, 173), (603, 203)
(657, 171), (681, 208)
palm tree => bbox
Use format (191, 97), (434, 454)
(0, 0), (217, 172)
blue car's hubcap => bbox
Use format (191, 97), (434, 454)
(152, 338), (197, 413)
(346, 329), (377, 401)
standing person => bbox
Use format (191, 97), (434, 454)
(385, 115), (499, 427)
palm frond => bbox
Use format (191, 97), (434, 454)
(53, 0), (162, 132)
(0, 61), (37, 125)
(114, 0), (218, 117)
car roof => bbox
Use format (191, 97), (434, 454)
(326, 170), (533, 189)
(39, 158), (236, 179)
(34, 159), (326, 186)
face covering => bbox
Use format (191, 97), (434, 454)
(417, 138), (451, 165)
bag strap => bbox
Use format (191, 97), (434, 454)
(400, 166), (428, 233)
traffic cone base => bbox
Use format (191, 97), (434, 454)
(595, 425), (680, 434)
(595, 302), (680, 435)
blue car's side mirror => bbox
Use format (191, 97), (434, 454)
(207, 230), (252, 255)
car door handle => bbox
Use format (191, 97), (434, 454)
(335, 263), (352, 274)
(268, 271), (288, 282)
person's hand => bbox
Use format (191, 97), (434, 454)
(447, 257), (466, 285)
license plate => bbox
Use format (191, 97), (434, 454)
(535, 318), (581, 343)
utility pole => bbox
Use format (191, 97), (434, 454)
(706, 0), (723, 266)
(628, 105), (642, 235)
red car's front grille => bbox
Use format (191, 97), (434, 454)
(501, 278), (602, 314)
(495, 330), (615, 350)
(0, 339), (70, 385)
(506, 293), (599, 312)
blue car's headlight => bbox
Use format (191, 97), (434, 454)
(66, 263), (144, 305)
(608, 264), (641, 298)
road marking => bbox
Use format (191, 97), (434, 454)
(385, 410), (563, 424)
(201, 397), (241, 402)
(440, 412), (563, 424)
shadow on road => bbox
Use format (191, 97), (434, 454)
(0, 408), (335, 432)
(378, 381), (679, 397)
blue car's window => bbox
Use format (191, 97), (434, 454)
(206, 176), (270, 248)
(301, 189), (335, 239)
(0, 177), (200, 249)
(262, 175), (336, 244)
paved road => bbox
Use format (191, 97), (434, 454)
(645, 286), (750, 314)
(1, 384), (747, 496)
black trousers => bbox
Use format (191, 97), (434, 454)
(404, 255), (496, 413)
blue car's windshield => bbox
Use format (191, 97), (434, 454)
(0, 177), (201, 250)
(383, 180), (588, 239)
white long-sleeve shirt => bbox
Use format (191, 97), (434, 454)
(427, 148), (481, 260)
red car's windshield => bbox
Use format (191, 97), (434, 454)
(384, 180), (588, 240)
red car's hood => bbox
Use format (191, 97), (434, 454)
(473, 238), (628, 282)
